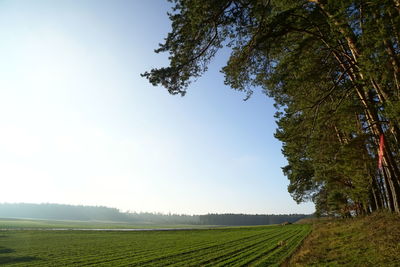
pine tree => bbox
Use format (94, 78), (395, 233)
(143, 0), (400, 215)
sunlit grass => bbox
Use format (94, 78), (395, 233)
(289, 212), (400, 266)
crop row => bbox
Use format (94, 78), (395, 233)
(136, 228), (292, 266)
(0, 225), (311, 266)
(54, 228), (274, 266)
(53, 228), (281, 266)
(212, 228), (305, 266)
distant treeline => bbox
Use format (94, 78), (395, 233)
(0, 203), (127, 222)
(0, 203), (198, 224)
(0, 203), (310, 225)
(199, 214), (309, 226)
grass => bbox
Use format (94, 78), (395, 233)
(0, 224), (310, 266)
(288, 212), (400, 266)
(0, 218), (212, 230)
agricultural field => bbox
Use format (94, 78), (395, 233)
(0, 224), (310, 266)
(0, 218), (210, 230)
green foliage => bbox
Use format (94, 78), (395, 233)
(0, 225), (310, 266)
(144, 0), (400, 216)
(199, 214), (310, 225)
(0, 203), (200, 225)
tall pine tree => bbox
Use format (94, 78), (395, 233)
(143, 0), (400, 215)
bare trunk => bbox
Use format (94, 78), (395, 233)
(314, 0), (400, 213)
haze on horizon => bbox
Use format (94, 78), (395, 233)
(0, 0), (314, 215)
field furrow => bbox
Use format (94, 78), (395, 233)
(0, 224), (310, 266)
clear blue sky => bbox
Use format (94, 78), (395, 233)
(0, 0), (314, 214)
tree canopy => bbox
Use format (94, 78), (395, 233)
(143, 0), (400, 216)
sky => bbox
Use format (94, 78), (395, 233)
(0, 0), (314, 215)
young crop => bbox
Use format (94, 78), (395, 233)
(0, 224), (310, 266)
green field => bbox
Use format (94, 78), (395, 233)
(0, 224), (310, 266)
(0, 218), (211, 230)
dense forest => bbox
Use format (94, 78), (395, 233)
(199, 213), (308, 225)
(0, 203), (309, 225)
(0, 203), (128, 222)
(143, 0), (400, 217)
(0, 203), (198, 224)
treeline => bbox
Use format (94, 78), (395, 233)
(125, 212), (200, 225)
(143, 0), (400, 217)
(199, 214), (309, 226)
(0, 203), (198, 224)
(0, 203), (309, 225)
(0, 203), (128, 222)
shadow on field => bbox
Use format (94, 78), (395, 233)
(0, 246), (40, 265)
(0, 256), (39, 264)
(0, 247), (15, 254)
